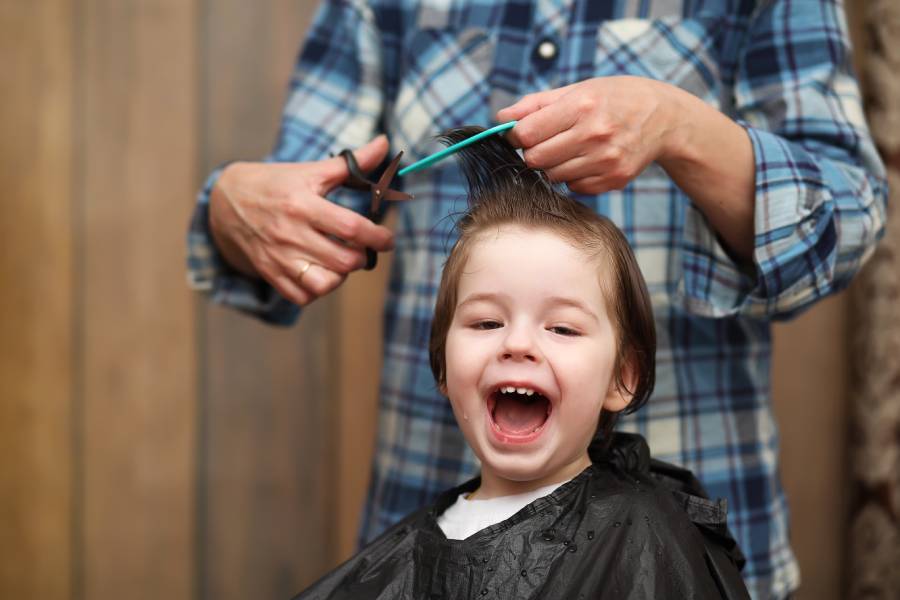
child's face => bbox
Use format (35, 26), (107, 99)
(443, 226), (631, 491)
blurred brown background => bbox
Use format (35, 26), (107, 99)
(1, 1), (896, 599)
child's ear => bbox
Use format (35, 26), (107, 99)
(439, 381), (448, 397)
(603, 355), (637, 413)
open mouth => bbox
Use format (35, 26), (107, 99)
(486, 385), (552, 442)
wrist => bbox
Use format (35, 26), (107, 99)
(656, 85), (698, 170)
(208, 164), (260, 278)
(216, 160), (249, 191)
(651, 87), (756, 261)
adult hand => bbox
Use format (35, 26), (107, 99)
(496, 76), (680, 195)
(498, 76), (756, 260)
(208, 135), (395, 306)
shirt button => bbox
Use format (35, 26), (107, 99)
(536, 39), (557, 60)
(532, 38), (559, 71)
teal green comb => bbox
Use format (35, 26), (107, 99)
(397, 121), (517, 177)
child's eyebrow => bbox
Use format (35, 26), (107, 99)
(457, 293), (599, 323)
(544, 296), (600, 323)
(457, 292), (507, 308)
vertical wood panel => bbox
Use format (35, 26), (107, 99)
(771, 296), (849, 600)
(79, 1), (198, 598)
(0, 1), (74, 598)
(200, 2), (338, 597)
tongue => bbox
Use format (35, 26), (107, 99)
(493, 394), (547, 434)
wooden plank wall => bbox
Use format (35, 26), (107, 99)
(0, 1), (75, 598)
(78, 1), (198, 598)
(772, 298), (848, 599)
(198, 2), (340, 597)
(2, 1), (333, 599)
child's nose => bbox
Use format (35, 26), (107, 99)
(500, 326), (540, 362)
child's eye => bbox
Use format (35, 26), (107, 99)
(548, 325), (580, 336)
(473, 320), (502, 330)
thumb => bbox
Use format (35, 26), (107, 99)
(496, 86), (571, 122)
(315, 134), (390, 193)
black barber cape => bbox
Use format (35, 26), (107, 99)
(293, 433), (750, 599)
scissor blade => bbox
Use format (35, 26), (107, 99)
(384, 190), (414, 201)
(376, 151), (404, 191)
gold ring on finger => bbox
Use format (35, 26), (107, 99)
(297, 260), (314, 284)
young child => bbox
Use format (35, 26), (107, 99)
(293, 128), (750, 599)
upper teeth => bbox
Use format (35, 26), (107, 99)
(501, 386), (535, 396)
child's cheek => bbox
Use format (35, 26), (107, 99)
(561, 343), (616, 395)
(447, 328), (491, 370)
(445, 337), (480, 397)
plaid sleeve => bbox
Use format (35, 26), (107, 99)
(680, 0), (888, 320)
(186, 0), (385, 325)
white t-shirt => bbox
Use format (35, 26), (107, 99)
(437, 480), (569, 540)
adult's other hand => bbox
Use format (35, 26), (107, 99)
(208, 135), (395, 306)
(497, 76), (755, 259)
(497, 76), (680, 195)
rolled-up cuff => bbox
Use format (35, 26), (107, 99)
(679, 125), (837, 320)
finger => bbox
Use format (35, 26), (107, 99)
(308, 196), (395, 251)
(269, 272), (314, 307)
(521, 128), (584, 170)
(314, 134), (391, 193)
(288, 224), (368, 274)
(512, 96), (580, 150)
(543, 156), (598, 183)
(567, 176), (621, 196)
(495, 85), (572, 122)
(289, 259), (347, 298)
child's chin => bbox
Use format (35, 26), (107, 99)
(481, 454), (550, 483)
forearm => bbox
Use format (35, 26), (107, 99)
(657, 87), (756, 262)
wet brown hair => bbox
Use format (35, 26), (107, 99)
(428, 126), (656, 440)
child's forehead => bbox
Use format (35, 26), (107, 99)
(467, 224), (602, 264)
(452, 225), (619, 308)
(459, 227), (610, 291)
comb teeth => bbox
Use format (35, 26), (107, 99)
(399, 121), (517, 177)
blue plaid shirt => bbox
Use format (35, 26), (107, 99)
(187, 1), (887, 597)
